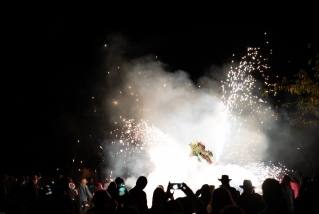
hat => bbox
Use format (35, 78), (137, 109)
(239, 180), (255, 189)
(96, 183), (103, 190)
(218, 175), (232, 181)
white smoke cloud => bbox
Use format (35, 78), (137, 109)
(101, 36), (287, 207)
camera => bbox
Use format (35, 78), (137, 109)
(170, 183), (183, 190)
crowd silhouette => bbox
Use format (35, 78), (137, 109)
(1, 170), (318, 213)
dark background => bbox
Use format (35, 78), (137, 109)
(3, 2), (319, 176)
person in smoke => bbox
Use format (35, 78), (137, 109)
(259, 178), (288, 214)
(115, 177), (124, 187)
(195, 184), (212, 213)
(85, 190), (117, 214)
(129, 176), (149, 214)
(218, 175), (238, 201)
(211, 187), (236, 214)
(280, 174), (294, 212)
(236, 180), (262, 214)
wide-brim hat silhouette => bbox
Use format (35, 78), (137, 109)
(239, 180), (255, 189)
(218, 175), (232, 181)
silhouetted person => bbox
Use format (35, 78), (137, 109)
(218, 175), (238, 201)
(86, 190), (117, 214)
(211, 187), (235, 214)
(259, 178), (287, 214)
(107, 181), (118, 200)
(150, 184), (174, 214)
(196, 184), (212, 213)
(280, 174), (294, 212)
(151, 185), (165, 208)
(237, 180), (261, 214)
(129, 176), (149, 214)
(294, 174), (319, 214)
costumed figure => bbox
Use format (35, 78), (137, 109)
(189, 141), (213, 163)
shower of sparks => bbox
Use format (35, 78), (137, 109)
(102, 42), (288, 207)
(219, 46), (273, 163)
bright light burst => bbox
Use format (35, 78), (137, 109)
(102, 43), (289, 207)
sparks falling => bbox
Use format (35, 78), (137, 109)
(101, 41), (288, 207)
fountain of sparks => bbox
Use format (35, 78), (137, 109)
(101, 44), (290, 207)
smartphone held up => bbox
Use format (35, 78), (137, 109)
(170, 183), (183, 190)
(118, 183), (126, 196)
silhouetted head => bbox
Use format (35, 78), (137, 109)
(211, 187), (235, 214)
(107, 182), (117, 198)
(280, 175), (291, 186)
(152, 186), (165, 207)
(93, 190), (111, 207)
(239, 180), (255, 192)
(218, 175), (232, 185)
(115, 177), (124, 186)
(200, 184), (212, 205)
(136, 176), (147, 189)
(262, 178), (283, 206)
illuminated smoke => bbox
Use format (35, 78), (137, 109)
(101, 38), (289, 207)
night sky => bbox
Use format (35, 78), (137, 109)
(3, 3), (319, 176)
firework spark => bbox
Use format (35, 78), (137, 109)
(102, 42), (287, 207)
